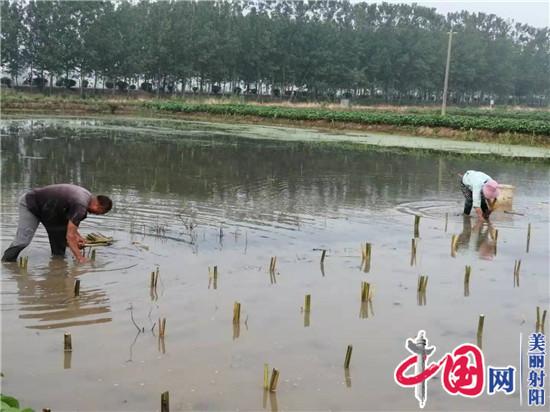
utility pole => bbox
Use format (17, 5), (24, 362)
(441, 31), (456, 116)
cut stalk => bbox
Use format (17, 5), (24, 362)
(417, 275), (428, 293)
(414, 215), (421, 238)
(233, 302), (241, 324)
(91, 249), (96, 261)
(410, 238), (417, 266)
(514, 259), (521, 287)
(526, 223), (531, 253)
(536, 306), (541, 332)
(304, 294), (311, 313)
(361, 242), (372, 272)
(161, 391), (169, 412)
(159, 317), (166, 337)
(269, 368), (280, 392)
(444, 212), (448, 232)
(464, 265), (471, 284)
(344, 345), (353, 369)
(476, 314), (485, 348)
(269, 257), (277, 273)
(263, 363), (269, 390)
(451, 235), (458, 257)
(74, 279), (80, 297)
(64, 332), (72, 352)
(320, 250), (326, 263)
(150, 271), (156, 288)
(361, 281), (370, 302)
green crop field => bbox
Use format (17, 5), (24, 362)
(144, 102), (550, 136)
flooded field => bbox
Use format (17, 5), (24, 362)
(1, 117), (549, 411)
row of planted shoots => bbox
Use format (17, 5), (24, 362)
(138, 215), (536, 402)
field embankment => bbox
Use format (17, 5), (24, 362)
(2, 91), (549, 147)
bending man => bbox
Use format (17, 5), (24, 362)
(2, 184), (112, 263)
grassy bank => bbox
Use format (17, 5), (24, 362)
(2, 91), (549, 146)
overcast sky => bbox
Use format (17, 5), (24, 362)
(379, 1), (549, 28)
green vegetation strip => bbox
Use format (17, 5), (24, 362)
(144, 102), (550, 135)
(1, 394), (34, 412)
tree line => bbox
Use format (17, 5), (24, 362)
(1, 0), (549, 105)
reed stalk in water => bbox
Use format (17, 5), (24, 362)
(264, 363), (269, 390)
(18, 256), (28, 269)
(410, 238), (418, 266)
(233, 302), (241, 324)
(361, 243), (372, 272)
(464, 266), (471, 284)
(269, 368), (280, 392)
(344, 345), (353, 369)
(161, 391), (169, 412)
(269, 257), (277, 274)
(64, 333), (72, 352)
(321, 250), (326, 263)
(414, 215), (421, 238)
(464, 266), (471, 297)
(451, 235), (458, 257)
(541, 310), (547, 333)
(477, 314), (485, 348)
(74, 279), (80, 297)
(361, 282), (371, 303)
(526, 223), (531, 253)
(158, 318), (166, 337)
(514, 260), (521, 287)
(304, 294), (311, 313)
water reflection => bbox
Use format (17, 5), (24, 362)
(455, 216), (497, 260)
(2, 259), (111, 329)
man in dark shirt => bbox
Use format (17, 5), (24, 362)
(2, 184), (112, 263)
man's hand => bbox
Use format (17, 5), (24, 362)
(67, 221), (87, 262)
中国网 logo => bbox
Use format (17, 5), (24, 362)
(393, 330), (545, 408)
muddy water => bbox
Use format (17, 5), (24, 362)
(1, 117), (549, 411)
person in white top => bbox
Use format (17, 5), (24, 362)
(459, 170), (500, 222)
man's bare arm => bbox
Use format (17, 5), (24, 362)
(67, 221), (87, 263)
